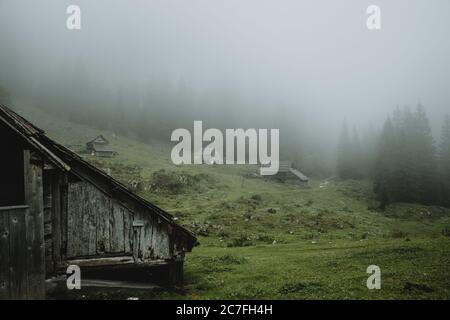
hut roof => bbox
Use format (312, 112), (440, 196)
(289, 168), (309, 182)
(0, 104), (197, 249)
(261, 160), (309, 182)
(88, 135), (110, 145)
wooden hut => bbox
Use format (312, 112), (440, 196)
(86, 135), (116, 157)
(0, 104), (197, 299)
(263, 161), (309, 186)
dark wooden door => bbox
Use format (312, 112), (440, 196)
(0, 205), (45, 299)
(0, 150), (46, 300)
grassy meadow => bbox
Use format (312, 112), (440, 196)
(16, 105), (450, 300)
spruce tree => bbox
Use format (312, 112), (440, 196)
(374, 117), (398, 207)
(412, 104), (438, 204)
(439, 115), (450, 206)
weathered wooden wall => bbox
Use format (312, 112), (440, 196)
(67, 182), (134, 258)
(132, 210), (172, 261)
(66, 181), (173, 262)
(43, 169), (65, 277)
(0, 150), (45, 300)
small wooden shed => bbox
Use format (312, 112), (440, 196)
(0, 104), (197, 299)
(263, 161), (309, 186)
(86, 135), (116, 157)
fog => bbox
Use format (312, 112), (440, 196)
(1, 0), (449, 175)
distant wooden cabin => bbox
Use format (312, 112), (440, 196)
(86, 135), (116, 157)
(0, 104), (197, 300)
(263, 161), (309, 186)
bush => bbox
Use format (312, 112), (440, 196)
(227, 234), (253, 247)
(251, 194), (263, 202)
(211, 254), (247, 265)
(278, 281), (322, 294)
(390, 230), (409, 238)
(150, 169), (214, 194)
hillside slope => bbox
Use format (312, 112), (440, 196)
(13, 104), (450, 300)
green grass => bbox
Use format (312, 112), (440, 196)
(14, 103), (450, 300)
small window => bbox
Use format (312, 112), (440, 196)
(0, 142), (25, 207)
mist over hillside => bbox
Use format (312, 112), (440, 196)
(1, 1), (450, 301)
(0, 0), (449, 180)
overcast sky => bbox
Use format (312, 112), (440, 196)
(1, 0), (449, 132)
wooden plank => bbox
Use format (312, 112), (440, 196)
(51, 174), (61, 265)
(123, 211), (132, 254)
(68, 256), (134, 268)
(81, 184), (97, 256)
(81, 279), (160, 289)
(43, 180), (52, 212)
(140, 214), (171, 261)
(46, 277), (161, 290)
(69, 182), (119, 257)
(44, 176), (53, 278)
(0, 205), (29, 211)
(45, 238), (53, 270)
(44, 207), (52, 225)
(68, 182), (95, 257)
(64, 256), (167, 269)
(60, 176), (68, 261)
(132, 226), (141, 262)
(44, 222), (52, 237)
(0, 211), (10, 300)
(110, 202), (125, 253)
(80, 184), (90, 256)
(96, 193), (111, 254)
(67, 183), (82, 257)
(151, 223), (171, 260)
(9, 209), (27, 299)
(142, 216), (154, 260)
(24, 154), (45, 299)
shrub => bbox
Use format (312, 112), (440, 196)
(251, 194), (263, 202)
(150, 169), (214, 194)
(227, 234), (253, 247)
(390, 230), (408, 238)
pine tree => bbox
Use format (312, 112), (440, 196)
(374, 106), (439, 206)
(373, 117), (398, 207)
(439, 115), (450, 206)
(412, 104), (438, 204)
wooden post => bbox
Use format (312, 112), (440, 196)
(24, 150), (46, 299)
(0, 210), (11, 299)
(51, 172), (62, 271)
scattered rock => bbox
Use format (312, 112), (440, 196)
(251, 194), (263, 202)
(189, 221), (210, 236)
(404, 282), (433, 293)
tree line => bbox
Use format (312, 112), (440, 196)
(338, 105), (450, 208)
(2, 60), (449, 209)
